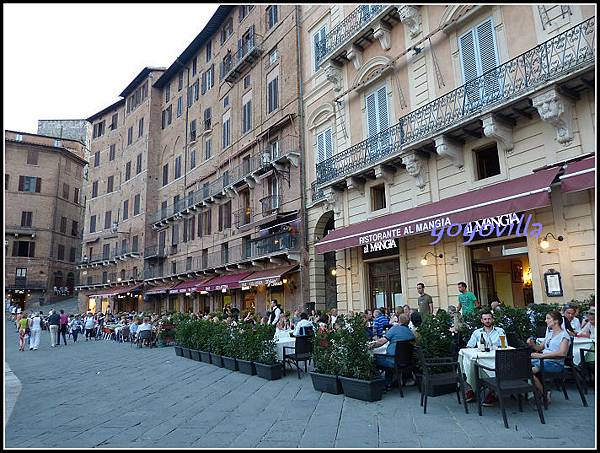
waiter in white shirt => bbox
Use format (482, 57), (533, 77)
(269, 300), (282, 325)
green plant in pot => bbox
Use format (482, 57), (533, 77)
(222, 325), (241, 371)
(254, 324), (282, 380)
(310, 327), (344, 394)
(174, 318), (193, 359)
(207, 321), (227, 367)
(237, 324), (260, 375)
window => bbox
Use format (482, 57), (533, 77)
(221, 17), (233, 44)
(206, 40), (212, 62)
(127, 126), (133, 145)
(109, 144), (116, 161)
(92, 121), (105, 139)
(134, 194), (141, 215)
(474, 143), (501, 180)
(27, 150), (39, 165)
(242, 99), (252, 134)
(269, 49), (278, 65)
(175, 155), (182, 179)
(12, 241), (35, 257)
(15, 134), (23, 141)
(138, 117), (144, 137)
(165, 84), (171, 103)
(126, 81), (148, 113)
(178, 71), (184, 91)
(53, 139), (62, 147)
(71, 220), (79, 237)
(19, 176), (41, 193)
(62, 182), (70, 199)
(91, 180), (98, 198)
(204, 138), (212, 160)
(21, 211), (32, 227)
(60, 216), (67, 233)
(222, 115), (231, 148)
(187, 190), (194, 207)
(316, 128), (334, 163)
(162, 163), (169, 186)
(173, 194), (181, 211)
(223, 95), (230, 108)
(123, 199), (129, 220)
(162, 105), (172, 129)
(132, 235), (139, 253)
(190, 120), (197, 142)
(90, 215), (97, 233)
(171, 223), (179, 246)
(111, 113), (118, 130)
(104, 210), (112, 230)
(190, 149), (196, 169)
(267, 76), (279, 113)
(69, 247), (76, 263)
(193, 79), (199, 101)
(74, 187), (80, 204)
(267, 5), (278, 29)
(125, 161), (131, 181)
(201, 248), (208, 268)
(192, 57), (197, 76)
(243, 74), (251, 89)
(201, 71), (207, 95)
(136, 153), (142, 174)
(106, 175), (114, 193)
(365, 85), (390, 156)
(94, 151), (100, 167)
(207, 65), (214, 89)
(204, 108), (212, 130)
(187, 85), (193, 107)
(202, 209), (212, 235)
(221, 243), (229, 264)
(161, 200), (168, 218)
(177, 96), (183, 117)
(102, 271), (108, 284)
(5, 174), (9, 190)
(371, 184), (386, 211)
(313, 25), (328, 71)
(57, 244), (65, 260)
(221, 201), (232, 230)
(239, 5), (253, 21)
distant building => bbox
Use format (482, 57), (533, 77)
(37, 119), (92, 157)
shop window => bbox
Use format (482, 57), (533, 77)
(371, 184), (386, 211)
(474, 143), (501, 180)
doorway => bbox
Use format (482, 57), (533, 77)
(369, 259), (402, 313)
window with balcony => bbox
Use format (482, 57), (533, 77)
(21, 211), (32, 227)
(365, 85), (390, 156)
(371, 184), (386, 211)
(474, 143), (501, 180)
(27, 150), (39, 165)
(316, 128), (333, 163)
(266, 5), (278, 30)
(123, 199), (129, 220)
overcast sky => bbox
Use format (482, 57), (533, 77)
(3, 3), (219, 133)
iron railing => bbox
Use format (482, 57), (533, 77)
(316, 5), (386, 65)
(311, 181), (326, 203)
(251, 232), (299, 258)
(233, 207), (253, 227)
(220, 31), (262, 81)
(144, 245), (168, 259)
(316, 17), (595, 186)
(260, 195), (282, 216)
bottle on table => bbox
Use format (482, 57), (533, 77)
(478, 332), (486, 352)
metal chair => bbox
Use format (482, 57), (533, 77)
(377, 340), (416, 397)
(578, 346), (595, 391)
(475, 347), (545, 429)
(283, 334), (313, 379)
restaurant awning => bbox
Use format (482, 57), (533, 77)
(559, 156), (595, 194)
(315, 166), (562, 254)
(197, 271), (254, 292)
(145, 282), (178, 295)
(239, 265), (299, 287)
(168, 277), (213, 294)
(89, 283), (142, 298)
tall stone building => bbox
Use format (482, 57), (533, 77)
(5, 130), (87, 308)
(37, 119), (92, 151)
(303, 5), (595, 314)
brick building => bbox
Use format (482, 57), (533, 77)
(5, 130), (87, 309)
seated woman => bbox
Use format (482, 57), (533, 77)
(527, 310), (570, 402)
(273, 319), (289, 340)
(578, 308), (595, 339)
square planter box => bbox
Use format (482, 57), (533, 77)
(310, 371), (343, 395)
(181, 347), (192, 359)
(190, 349), (201, 361)
(199, 351), (212, 364)
(174, 346), (183, 357)
(255, 362), (283, 380)
(237, 359), (256, 375)
(339, 376), (385, 402)
(210, 353), (224, 368)
(222, 356), (238, 371)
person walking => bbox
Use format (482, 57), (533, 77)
(18, 312), (29, 351)
(29, 311), (43, 350)
(84, 312), (95, 341)
(416, 283), (434, 317)
(58, 309), (69, 346)
(457, 282), (480, 316)
(47, 309), (61, 347)
(69, 315), (83, 342)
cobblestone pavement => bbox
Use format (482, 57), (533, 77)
(4, 320), (596, 448)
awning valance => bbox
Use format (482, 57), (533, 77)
(169, 277), (212, 294)
(315, 166), (561, 254)
(239, 265), (299, 287)
(145, 282), (178, 295)
(197, 271), (254, 292)
(559, 156), (595, 194)
(89, 283), (142, 298)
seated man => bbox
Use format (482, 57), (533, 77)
(291, 312), (313, 337)
(136, 317), (153, 344)
(368, 314), (415, 390)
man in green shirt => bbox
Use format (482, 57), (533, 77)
(457, 282), (480, 316)
(416, 283), (434, 316)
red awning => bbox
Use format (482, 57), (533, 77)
(559, 156), (595, 194)
(89, 283), (142, 298)
(239, 265), (299, 287)
(169, 277), (212, 294)
(197, 271), (254, 292)
(145, 282), (178, 295)
(315, 166), (561, 254)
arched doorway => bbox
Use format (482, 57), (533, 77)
(54, 271), (64, 289)
(66, 272), (75, 295)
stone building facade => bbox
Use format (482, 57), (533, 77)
(5, 130), (87, 308)
(37, 119), (92, 151)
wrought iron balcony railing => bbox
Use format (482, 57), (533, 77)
(316, 4), (386, 66)
(144, 245), (168, 260)
(220, 32), (263, 83)
(316, 17), (595, 186)
(260, 195), (282, 216)
(310, 181), (326, 203)
(251, 232), (299, 258)
(233, 207), (253, 228)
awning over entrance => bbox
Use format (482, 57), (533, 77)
(315, 166), (562, 254)
(197, 271), (254, 292)
(239, 265), (299, 287)
(168, 277), (212, 294)
(559, 156), (595, 194)
(145, 282), (178, 295)
(89, 283), (142, 298)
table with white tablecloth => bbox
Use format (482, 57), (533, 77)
(459, 347), (515, 389)
(274, 331), (295, 362)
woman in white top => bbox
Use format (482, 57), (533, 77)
(84, 313), (96, 341)
(273, 319), (290, 340)
(29, 311), (43, 350)
(578, 309), (595, 339)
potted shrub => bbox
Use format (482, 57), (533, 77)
(336, 315), (385, 402)
(196, 320), (211, 363)
(222, 326), (240, 371)
(310, 327), (344, 394)
(237, 324), (260, 375)
(254, 324), (283, 380)
(208, 321), (226, 367)
(188, 320), (202, 361)
(174, 317), (193, 359)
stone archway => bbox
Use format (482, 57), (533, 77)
(311, 210), (337, 313)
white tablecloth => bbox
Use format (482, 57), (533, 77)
(537, 337), (594, 366)
(459, 347), (515, 388)
(275, 333), (296, 362)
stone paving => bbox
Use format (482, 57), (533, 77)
(4, 320), (596, 448)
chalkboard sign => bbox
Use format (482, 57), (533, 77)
(543, 269), (563, 297)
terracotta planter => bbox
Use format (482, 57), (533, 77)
(190, 349), (201, 361)
(339, 375), (385, 402)
(255, 362), (283, 380)
(222, 356), (238, 371)
(237, 359), (257, 375)
(310, 371), (343, 395)
(210, 353), (224, 368)
(199, 351), (211, 364)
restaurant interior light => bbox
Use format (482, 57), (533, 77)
(421, 252), (444, 266)
(117, 277), (122, 282)
(282, 278), (288, 284)
(221, 288), (227, 293)
(540, 232), (563, 249)
(200, 290), (208, 295)
(185, 292), (191, 296)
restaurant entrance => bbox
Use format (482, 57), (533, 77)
(470, 237), (533, 308)
(368, 259), (402, 313)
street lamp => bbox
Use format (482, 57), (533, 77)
(540, 232), (563, 249)
(421, 252), (444, 266)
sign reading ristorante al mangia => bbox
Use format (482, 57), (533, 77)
(362, 238), (399, 259)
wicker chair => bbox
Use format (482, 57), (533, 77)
(578, 346), (595, 391)
(283, 335), (313, 379)
(475, 348), (545, 429)
(377, 340), (416, 397)
(137, 330), (153, 348)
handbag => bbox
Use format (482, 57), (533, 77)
(25, 327), (31, 335)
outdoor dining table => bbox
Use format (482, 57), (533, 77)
(536, 336), (594, 366)
(458, 347), (515, 389)
(274, 330), (295, 362)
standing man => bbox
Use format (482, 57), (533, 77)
(29, 311), (43, 350)
(47, 309), (61, 347)
(416, 283), (434, 317)
(329, 308), (338, 329)
(268, 300), (282, 325)
(457, 282), (480, 316)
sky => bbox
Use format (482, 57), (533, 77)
(3, 3), (220, 134)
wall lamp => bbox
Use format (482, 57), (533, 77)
(330, 265), (351, 277)
(540, 233), (563, 249)
(421, 252), (444, 266)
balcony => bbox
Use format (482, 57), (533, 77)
(250, 232), (300, 261)
(144, 245), (168, 261)
(316, 5), (399, 68)
(77, 246), (140, 269)
(310, 181), (326, 204)
(260, 195), (282, 217)
(316, 17), (595, 188)
(220, 32), (263, 83)
(6, 278), (47, 291)
(234, 207), (253, 228)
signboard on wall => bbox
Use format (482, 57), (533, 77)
(362, 238), (399, 260)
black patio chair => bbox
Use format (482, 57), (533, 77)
(416, 347), (468, 415)
(578, 347), (595, 391)
(474, 347), (545, 429)
(137, 330), (154, 348)
(506, 332), (527, 348)
(536, 337), (588, 409)
(283, 334), (313, 379)
(380, 340), (415, 397)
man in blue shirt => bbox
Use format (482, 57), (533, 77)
(373, 309), (390, 337)
(368, 314), (415, 389)
(466, 311), (506, 349)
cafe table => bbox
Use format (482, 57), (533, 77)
(275, 330), (295, 362)
(458, 347), (515, 389)
(536, 336), (594, 366)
